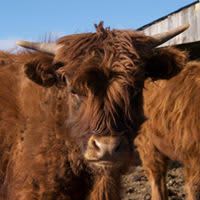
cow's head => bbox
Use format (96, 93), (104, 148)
(17, 22), (188, 173)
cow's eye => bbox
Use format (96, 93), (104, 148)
(69, 86), (79, 95)
(70, 90), (80, 101)
(70, 86), (87, 98)
(70, 88), (85, 105)
(71, 88), (77, 95)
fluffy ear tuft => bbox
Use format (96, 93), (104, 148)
(24, 54), (63, 87)
(144, 47), (188, 80)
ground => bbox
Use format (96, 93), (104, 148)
(121, 163), (186, 200)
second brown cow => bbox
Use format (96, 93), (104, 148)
(135, 60), (200, 200)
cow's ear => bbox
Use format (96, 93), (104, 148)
(24, 54), (64, 87)
(144, 47), (188, 80)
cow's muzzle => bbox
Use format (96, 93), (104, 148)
(84, 134), (132, 169)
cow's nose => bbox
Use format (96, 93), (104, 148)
(84, 135), (127, 161)
(91, 137), (121, 155)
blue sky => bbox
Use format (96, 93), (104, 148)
(0, 0), (196, 49)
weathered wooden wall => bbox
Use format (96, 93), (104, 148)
(139, 1), (200, 46)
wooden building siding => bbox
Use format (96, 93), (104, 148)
(139, 1), (200, 47)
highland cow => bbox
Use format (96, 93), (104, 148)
(0, 22), (188, 200)
(135, 60), (200, 200)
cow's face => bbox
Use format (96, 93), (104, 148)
(18, 22), (188, 172)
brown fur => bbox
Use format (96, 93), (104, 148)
(0, 23), (187, 199)
(135, 61), (200, 200)
(88, 175), (120, 200)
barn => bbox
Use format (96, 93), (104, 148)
(138, 0), (200, 60)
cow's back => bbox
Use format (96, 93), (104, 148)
(0, 52), (22, 184)
(142, 61), (200, 161)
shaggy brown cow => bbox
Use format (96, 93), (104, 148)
(135, 59), (200, 200)
(0, 22), (188, 200)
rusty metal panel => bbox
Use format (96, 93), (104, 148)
(140, 1), (200, 46)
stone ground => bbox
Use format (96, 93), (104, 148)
(121, 163), (186, 200)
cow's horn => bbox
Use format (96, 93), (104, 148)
(151, 24), (190, 47)
(16, 40), (57, 55)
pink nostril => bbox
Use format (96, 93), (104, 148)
(113, 141), (121, 153)
(92, 139), (101, 151)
